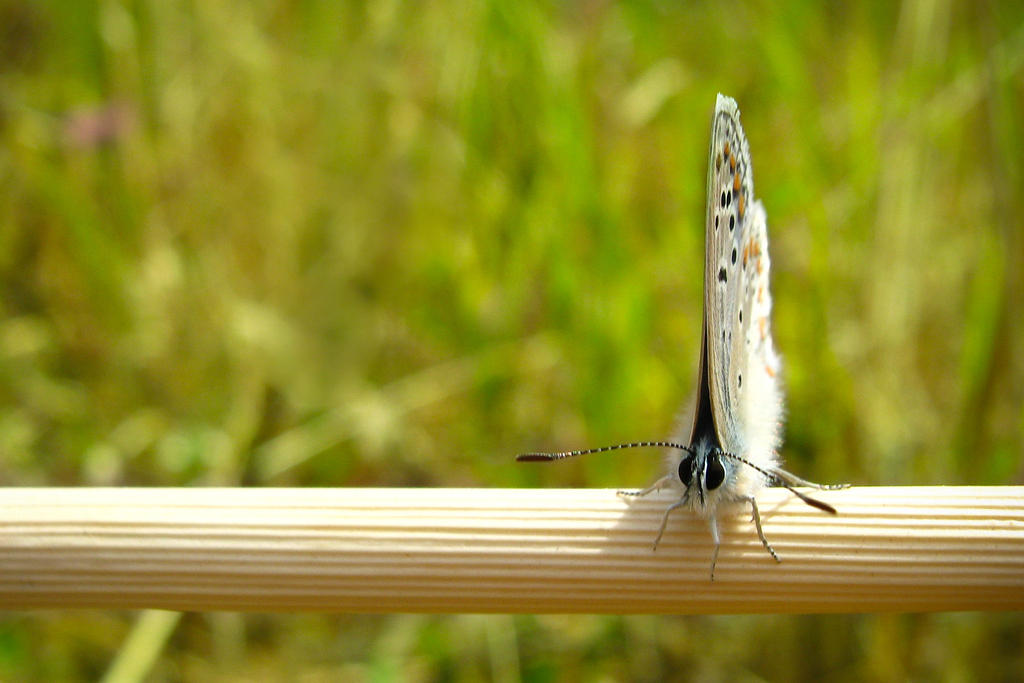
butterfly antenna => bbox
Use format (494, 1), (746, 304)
(517, 441), (694, 462)
(718, 451), (838, 515)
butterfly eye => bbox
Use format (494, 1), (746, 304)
(678, 453), (695, 486)
(705, 454), (726, 490)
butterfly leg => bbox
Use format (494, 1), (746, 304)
(746, 495), (780, 563)
(771, 466), (848, 491)
(767, 467), (845, 514)
(652, 498), (686, 551)
(617, 475), (671, 499)
(708, 515), (721, 581)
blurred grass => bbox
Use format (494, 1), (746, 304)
(1, 0), (1023, 680)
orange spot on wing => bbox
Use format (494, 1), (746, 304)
(724, 141), (730, 158)
(733, 173), (740, 193)
(729, 155), (736, 172)
(738, 194), (745, 218)
(765, 362), (776, 378)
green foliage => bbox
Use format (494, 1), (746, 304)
(1, 0), (1022, 679)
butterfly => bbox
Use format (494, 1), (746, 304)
(519, 94), (845, 579)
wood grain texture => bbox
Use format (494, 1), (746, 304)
(0, 487), (1021, 613)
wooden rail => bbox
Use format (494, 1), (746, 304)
(0, 486), (1021, 613)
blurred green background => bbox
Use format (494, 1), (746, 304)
(1, 0), (1023, 680)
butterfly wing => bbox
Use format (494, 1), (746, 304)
(702, 94), (783, 469)
(733, 200), (783, 466)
